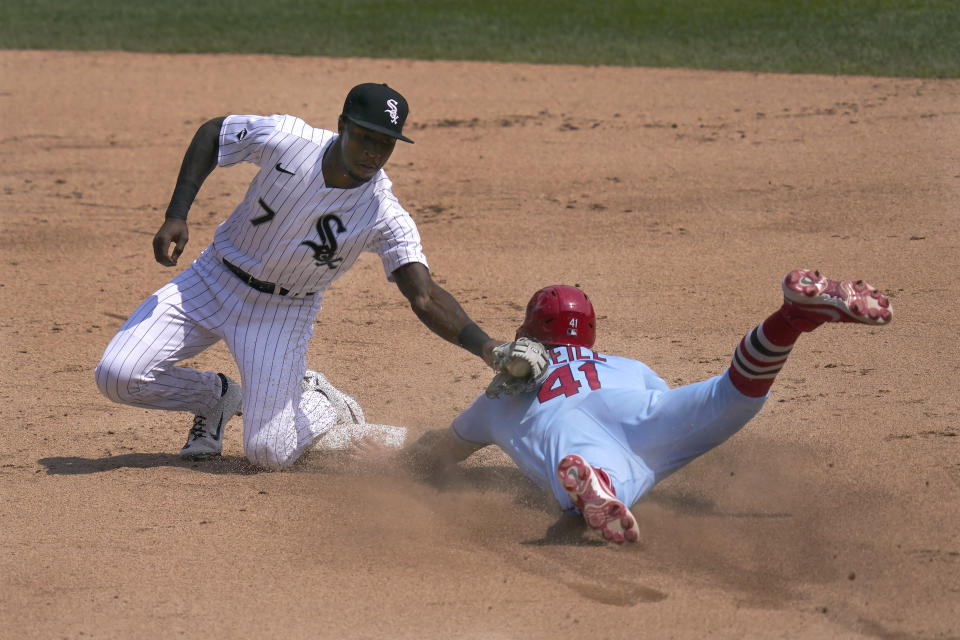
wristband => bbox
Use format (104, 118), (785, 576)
(457, 322), (490, 357)
(165, 182), (200, 220)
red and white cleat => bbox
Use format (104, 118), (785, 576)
(782, 269), (893, 328)
(557, 454), (639, 544)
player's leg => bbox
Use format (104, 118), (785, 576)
(539, 415), (653, 544)
(95, 257), (247, 459)
(630, 268), (893, 480)
(179, 372), (243, 458)
(727, 268), (892, 397)
(94, 266), (226, 416)
(225, 298), (339, 470)
(556, 453), (641, 544)
(304, 370), (407, 450)
(627, 373), (766, 481)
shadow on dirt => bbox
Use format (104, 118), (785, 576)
(37, 453), (262, 475)
(520, 513), (607, 547)
(645, 487), (794, 519)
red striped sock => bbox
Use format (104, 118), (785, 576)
(727, 306), (803, 397)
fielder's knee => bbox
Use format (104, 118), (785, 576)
(244, 440), (298, 471)
(94, 357), (136, 404)
(95, 354), (163, 406)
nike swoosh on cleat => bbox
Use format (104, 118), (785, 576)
(275, 162), (295, 175)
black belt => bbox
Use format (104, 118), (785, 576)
(222, 259), (313, 297)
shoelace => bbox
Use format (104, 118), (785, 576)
(188, 415), (208, 441)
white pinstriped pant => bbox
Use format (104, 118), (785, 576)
(94, 248), (335, 469)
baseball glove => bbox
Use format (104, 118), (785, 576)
(485, 337), (551, 398)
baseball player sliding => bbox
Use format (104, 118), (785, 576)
(358, 271), (893, 543)
(95, 83), (532, 470)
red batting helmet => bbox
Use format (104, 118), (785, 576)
(517, 285), (596, 348)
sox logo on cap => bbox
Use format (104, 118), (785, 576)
(385, 99), (400, 124)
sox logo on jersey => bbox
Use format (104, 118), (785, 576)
(301, 214), (346, 268)
(249, 198), (347, 268)
(211, 113), (426, 297)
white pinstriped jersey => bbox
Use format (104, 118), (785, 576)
(214, 114), (427, 297)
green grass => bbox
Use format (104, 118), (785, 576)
(1, 0), (957, 77)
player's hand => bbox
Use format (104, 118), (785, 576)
(347, 434), (406, 477)
(480, 338), (500, 369)
(153, 218), (189, 266)
(348, 434), (396, 466)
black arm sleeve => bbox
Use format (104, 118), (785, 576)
(457, 322), (492, 357)
(164, 116), (226, 220)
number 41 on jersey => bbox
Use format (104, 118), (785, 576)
(537, 348), (606, 404)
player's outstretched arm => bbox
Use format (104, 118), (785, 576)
(152, 116), (225, 266)
(352, 428), (480, 482)
(403, 428), (480, 478)
(392, 262), (500, 367)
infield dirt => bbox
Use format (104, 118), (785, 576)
(1, 50), (958, 639)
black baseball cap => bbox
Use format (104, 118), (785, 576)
(341, 83), (414, 144)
